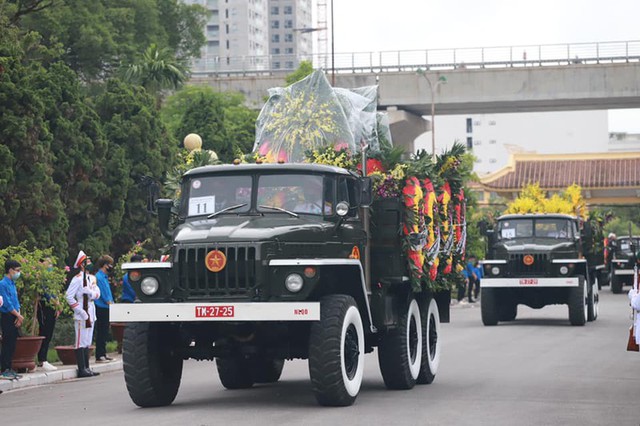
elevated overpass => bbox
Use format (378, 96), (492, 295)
(189, 41), (640, 150)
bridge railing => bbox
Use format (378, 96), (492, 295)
(190, 40), (640, 77)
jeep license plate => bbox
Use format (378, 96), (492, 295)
(519, 278), (538, 285)
(195, 305), (235, 318)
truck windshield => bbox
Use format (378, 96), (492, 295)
(497, 218), (574, 240)
(618, 238), (640, 252)
(185, 175), (252, 217)
(257, 174), (331, 216)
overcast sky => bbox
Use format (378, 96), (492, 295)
(327, 0), (640, 132)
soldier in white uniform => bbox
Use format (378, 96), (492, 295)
(65, 251), (101, 378)
(629, 288), (640, 346)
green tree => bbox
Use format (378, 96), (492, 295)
(18, 0), (205, 82)
(124, 43), (187, 95)
(95, 78), (177, 256)
(285, 60), (314, 86)
(0, 10), (68, 259)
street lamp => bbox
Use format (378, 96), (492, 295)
(417, 69), (447, 161)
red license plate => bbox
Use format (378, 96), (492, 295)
(519, 278), (538, 285)
(195, 305), (235, 318)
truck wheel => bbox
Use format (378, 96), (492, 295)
(611, 275), (623, 294)
(378, 297), (422, 390)
(498, 303), (517, 322)
(417, 298), (440, 385)
(481, 288), (499, 326)
(216, 357), (255, 389)
(309, 295), (364, 406)
(569, 275), (587, 326)
(252, 358), (285, 383)
(587, 279), (599, 321)
(123, 322), (183, 407)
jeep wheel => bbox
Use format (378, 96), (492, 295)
(569, 275), (587, 326)
(309, 295), (364, 406)
(252, 358), (285, 383)
(498, 303), (517, 322)
(587, 278), (599, 322)
(216, 357), (255, 389)
(611, 274), (623, 294)
(378, 297), (422, 390)
(123, 322), (183, 407)
(481, 288), (499, 326)
(417, 298), (440, 385)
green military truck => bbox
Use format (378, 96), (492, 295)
(111, 163), (449, 407)
(609, 235), (640, 293)
(480, 213), (600, 326)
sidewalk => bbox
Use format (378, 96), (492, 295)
(0, 353), (122, 393)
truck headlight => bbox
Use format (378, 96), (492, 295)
(140, 277), (159, 295)
(491, 266), (501, 276)
(285, 273), (304, 293)
(559, 266), (569, 275)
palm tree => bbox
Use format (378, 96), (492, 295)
(124, 44), (187, 95)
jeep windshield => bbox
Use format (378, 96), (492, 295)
(618, 237), (640, 253)
(183, 173), (334, 218)
(497, 218), (575, 240)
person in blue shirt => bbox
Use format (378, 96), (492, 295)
(94, 255), (115, 363)
(465, 255), (479, 303)
(0, 259), (24, 380)
(120, 254), (144, 303)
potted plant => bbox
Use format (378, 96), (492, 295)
(0, 244), (68, 371)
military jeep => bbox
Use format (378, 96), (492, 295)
(111, 163), (448, 407)
(480, 213), (599, 326)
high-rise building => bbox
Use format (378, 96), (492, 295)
(268, 0), (313, 70)
(185, 0), (312, 73)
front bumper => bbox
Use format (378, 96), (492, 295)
(613, 269), (634, 276)
(110, 302), (320, 322)
(481, 277), (580, 288)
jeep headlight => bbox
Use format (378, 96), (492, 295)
(559, 265), (569, 275)
(285, 273), (304, 293)
(140, 277), (159, 295)
(491, 266), (501, 276)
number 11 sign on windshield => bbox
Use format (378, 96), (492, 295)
(189, 196), (215, 216)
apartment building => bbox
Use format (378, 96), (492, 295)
(185, 0), (312, 73)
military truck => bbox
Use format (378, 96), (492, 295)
(609, 235), (640, 293)
(111, 163), (450, 407)
(480, 213), (599, 326)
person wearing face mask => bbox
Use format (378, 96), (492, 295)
(66, 251), (101, 378)
(36, 258), (62, 371)
(0, 259), (24, 380)
(94, 255), (115, 363)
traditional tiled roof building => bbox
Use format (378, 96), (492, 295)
(477, 152), (640, 205)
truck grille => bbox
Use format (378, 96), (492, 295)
(509, 253), (548, 276)
(176, 245), (258, 298)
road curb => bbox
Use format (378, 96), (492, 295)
(0, 357), (122, 393)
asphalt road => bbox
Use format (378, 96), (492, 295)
(1, 290), (637, 426)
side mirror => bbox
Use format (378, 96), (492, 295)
(156, 199), (174, 239)
(359, 177), (373, 207)
(486, 229), (495, 243)
(478, 220), (488, 236)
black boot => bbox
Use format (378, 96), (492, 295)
(83, 348), (100, 377)
(75, 349), (92, 378)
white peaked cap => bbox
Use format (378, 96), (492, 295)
(74, 250), (88, 269)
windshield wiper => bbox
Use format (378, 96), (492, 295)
(258, 205), (299, 218)
(207, 203), (248, 219)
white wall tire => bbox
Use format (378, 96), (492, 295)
(417, 298), (441, 384)
(309, 295), (364, 406)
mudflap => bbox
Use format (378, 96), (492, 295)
(433, 290), (451, 323)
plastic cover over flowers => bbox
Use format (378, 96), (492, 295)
(253, 70), (391, 163)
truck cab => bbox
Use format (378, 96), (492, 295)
(610, 235), (640, 293)
(481, 213), (599, 326)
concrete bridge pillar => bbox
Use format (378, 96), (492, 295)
(386, 108), (429, 154)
